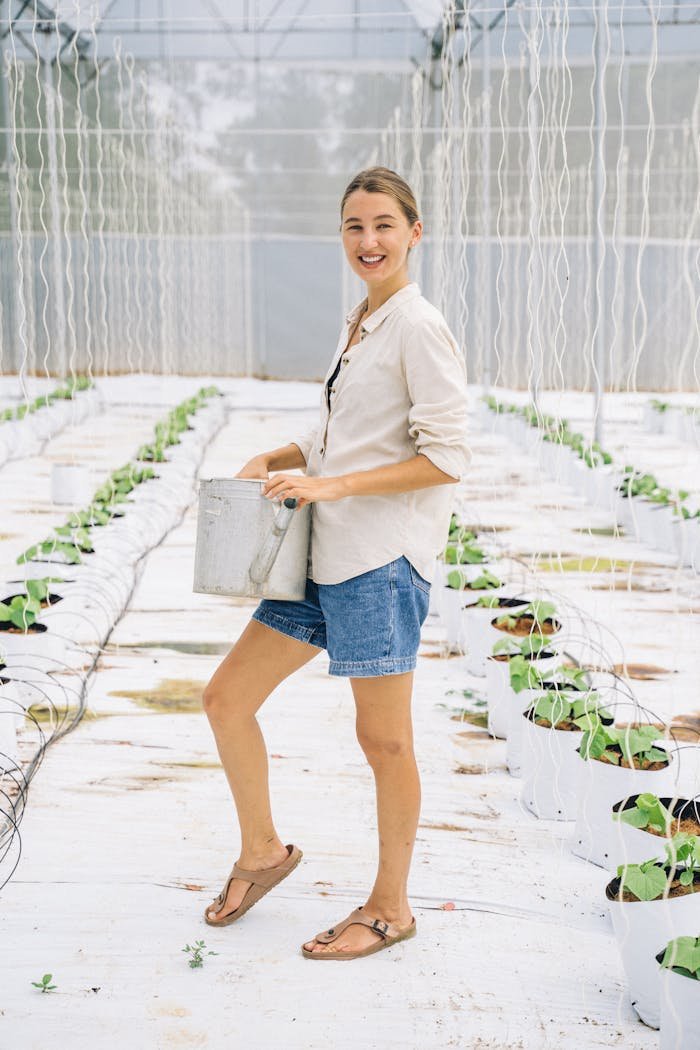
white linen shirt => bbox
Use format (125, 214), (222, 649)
(290, 281), (471, 585)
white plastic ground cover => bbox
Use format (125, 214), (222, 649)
(0, 386), (103, 470)
(0, 393), (228, 871)
(480, 398), (700, 568)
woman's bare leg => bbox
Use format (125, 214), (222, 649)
(303, 670), (419, 954)
(202, 618), (323, 922)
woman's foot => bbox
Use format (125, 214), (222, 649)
(302, 901), (414, 955)
(206, 843), (291, 923)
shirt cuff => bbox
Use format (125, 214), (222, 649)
(290, 424), (318, 465)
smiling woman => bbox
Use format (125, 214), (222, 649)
(202, 165), (470, 962)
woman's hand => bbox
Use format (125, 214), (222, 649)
(262, 473), (346, 509)
(234, 454), (271, 480)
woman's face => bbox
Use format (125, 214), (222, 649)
(341, 190), (421, 286)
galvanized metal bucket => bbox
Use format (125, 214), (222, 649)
(192, 477), (311, 600)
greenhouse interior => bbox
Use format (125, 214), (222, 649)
(1, 0), (699, 1047)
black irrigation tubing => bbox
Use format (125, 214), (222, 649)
(0, 399), (228, 890)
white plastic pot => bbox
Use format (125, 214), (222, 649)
(0, 677), (22, 773)
(505, 675), (566, 777)
(658, 958), (700, 1049)
(607, 871), (700, 1028)
(486, 651), (560, 740)
(51, 462), (93, 505)
(461, 596), (531, 676)
(572, 747), (675, 869)
(0, 625), (66, 669)
(520, 711), (585, 820)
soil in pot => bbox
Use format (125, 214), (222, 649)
(530, 708), (614, 733)
(0, 621), (48, 636)
(490, 650), (557, 664)
(493, 614), (561, 637)
(616, 797), (700, 838)
(595, 750), (669, 772)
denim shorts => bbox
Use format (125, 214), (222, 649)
(250, 555), (431, 677)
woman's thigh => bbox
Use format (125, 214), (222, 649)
(203, 618), (323, 719)
(350, 671), (415, 753)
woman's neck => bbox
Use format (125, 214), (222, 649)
(365, 272), (412, 315)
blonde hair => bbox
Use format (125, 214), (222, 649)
(339, 167), (420, 232)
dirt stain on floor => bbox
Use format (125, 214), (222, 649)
(108, 677), (206, 713)
(25, 703), (113, 724)
(111, 641), (231, 656)
(612, 662), (674, 680)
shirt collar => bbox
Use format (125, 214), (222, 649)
(344, 282), (421, 334)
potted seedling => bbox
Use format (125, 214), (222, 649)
(642, 398), (669, 435)
(655, 934), (700, 1049)
(520, 688), (613, 820)
(485, 639), (561, 744)
(485, 600), (561, 661)
(611, 794), (700, 871)
(572, 723), (675, 869)
(459, 593), (531, 675)
(441, 569), (504, 654)
(606, 832), (700, 1028)
(0, 588), (65, 666)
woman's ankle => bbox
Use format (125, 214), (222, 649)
(238, 838), (288, 867)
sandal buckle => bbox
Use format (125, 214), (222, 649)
(371, 918), (389, 935)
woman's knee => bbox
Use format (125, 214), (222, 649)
(202, 672), (255, 721)
(356, 724), (414, 763)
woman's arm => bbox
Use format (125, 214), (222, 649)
(338, 453), (458, 496)
(235, 442), (306, 480)
(262, 453), (456, 506)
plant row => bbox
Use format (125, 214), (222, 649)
(0, 375), (101, 466)
(0, 386), (227, 813)
(479, 395), (699, 568)
(643, 399), (699, 445)
(429, 510), (699, 1038)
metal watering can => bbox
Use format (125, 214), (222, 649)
(192, 478), (311, 601)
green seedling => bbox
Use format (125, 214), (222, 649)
(182, 939), (219, 969)
(492, 599), (557, 631)
(443, 541), (486, 565)
(614, 792), (674, 835)
(658, 936), (700, 980)
(447, 568), (501, 591)
(615, 832), (700, 901)
(493, 632), (550, 660)
(31, 973), (57, 993)
(579, 723), (670, 768)
(0, 594), (41, 629)
(17, 539), (82, 565)
(528, 690), (607, 731)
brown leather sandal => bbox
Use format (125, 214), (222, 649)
(204, 844), (303, 927)
(301, 905), (417, 960)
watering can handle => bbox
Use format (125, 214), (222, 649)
(248, 496), (299, 586)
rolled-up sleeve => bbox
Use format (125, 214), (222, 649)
(402, 317), (471, 483)
(290, 421), (319, 466)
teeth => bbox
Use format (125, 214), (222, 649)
(361, 255), (383, 263)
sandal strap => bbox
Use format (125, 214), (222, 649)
(229, 844), (296, 889)
(313, 906), (404, 945)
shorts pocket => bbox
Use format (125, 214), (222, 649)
(408, 560), (431, 595)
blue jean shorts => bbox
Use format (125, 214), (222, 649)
(250, 555), (431, 677)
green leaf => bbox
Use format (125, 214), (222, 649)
(621, 863), (669, 901)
